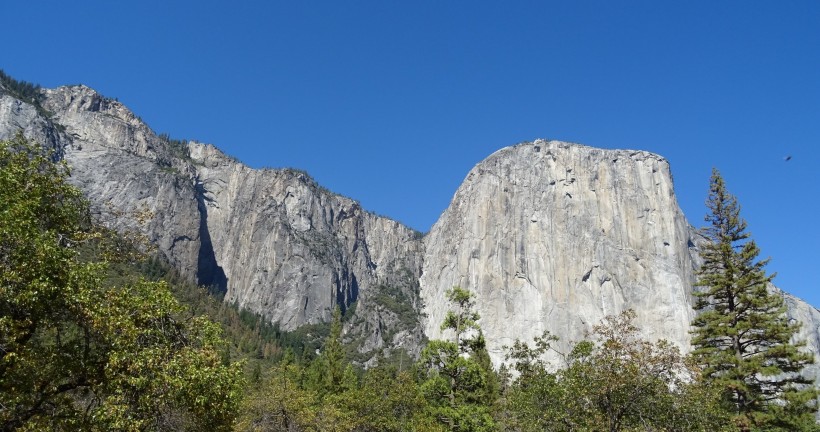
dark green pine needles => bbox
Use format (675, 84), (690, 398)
(691, 168), (818, 431)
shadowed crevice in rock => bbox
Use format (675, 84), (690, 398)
(334, 270), (359, 315)
(194, 180), (227, 295)
(347, 273), (360, 313)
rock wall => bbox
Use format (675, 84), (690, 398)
(785, 292), (820, 386)
(39, 85), (204, 281)
(0, 85), (69, 157)
(188, 142), (424, 333)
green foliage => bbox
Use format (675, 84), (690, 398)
(351, 362), (446, 431)
(691, 169), (818, 430)
(0, 69), (43, 107)
(237, 335), (443, 431)
(303, 308), (356, 397)
(238, 287), (486, 432)
(371, 283), (420, 334)
(157, 132), (191, 163)
(505, 310), (733, 432)
(440, 286), (481, 351)
(136, 252), (336, 366)
(0, 134), (243, 431)
(417, 286), (496, 431)
(237, 363), (330, 432)
(84, 281), (244, 431)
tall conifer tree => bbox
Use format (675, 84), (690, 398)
(418, 286), (496, 431)
(691, 169), (817, 430)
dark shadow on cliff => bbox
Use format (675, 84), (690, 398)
(194, 180), (228, 296)
(331, 268), (359, 316)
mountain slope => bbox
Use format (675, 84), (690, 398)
(0, 81), (426, 361)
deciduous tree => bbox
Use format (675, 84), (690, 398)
(505, 310), (732, 431)
(0, 134), (243, 431)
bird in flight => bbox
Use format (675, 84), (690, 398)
(784, 155), (792, 162)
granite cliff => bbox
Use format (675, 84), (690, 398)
(420, 141), (700, 364)
(0, 79), (817, 378)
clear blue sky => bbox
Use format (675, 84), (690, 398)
(4, 1), (819, 307)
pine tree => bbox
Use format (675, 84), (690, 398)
(304, 307), (353, 397)
(321, 307), (351, 393)
(691, 169), (817, 430)
(417, 286), (496, 431)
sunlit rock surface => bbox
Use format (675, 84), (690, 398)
(420, 140), (703, 364)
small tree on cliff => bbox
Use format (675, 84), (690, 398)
(691, 169), (817, 430)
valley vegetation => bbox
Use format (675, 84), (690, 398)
(1, 134), (817, 431)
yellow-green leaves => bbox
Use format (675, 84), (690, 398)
(505, 310), (734, 432)
(0, 135), (242, 431)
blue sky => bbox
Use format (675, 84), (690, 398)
(3, 1), (819, 307)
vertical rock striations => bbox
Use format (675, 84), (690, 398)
(422, 140), (709, 364)
(419, 139), (820, 388)
(39, 85), (204, 281)
(187, 142), (424, 337)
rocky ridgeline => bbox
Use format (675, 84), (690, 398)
(186, 142), (426, 357)
(1, 81), (818, 378)
(0, 82), (427, 360)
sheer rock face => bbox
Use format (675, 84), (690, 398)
(784, 293), (820, 385)
(2, 84), (202, 279)
(0, 88), (69, 157)
(421, 140), (704, 364)
(188, 142), (424, 332)
(419, 140), (820, 385)
(39, 86), (204, 282)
